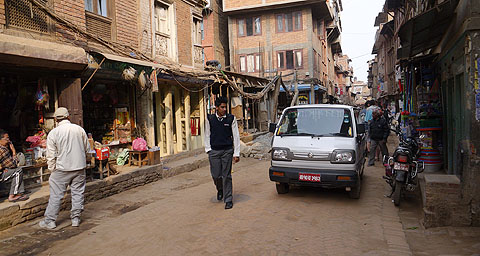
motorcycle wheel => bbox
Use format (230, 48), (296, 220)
(393, 180), (402, 206)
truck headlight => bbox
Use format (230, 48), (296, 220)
(330, 150), (355, 164)
(272, 148), (291, 161)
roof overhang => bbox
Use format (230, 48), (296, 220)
(380, 20), (394, 37)
(224, 0), (330, 17)
(0, 33), (87, 71)
(397, 0), (458, 59)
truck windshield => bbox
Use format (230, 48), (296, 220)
(277, 108), (353, 137)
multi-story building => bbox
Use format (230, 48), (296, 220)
(202, 0), (230, 68)
(223, 0), (344, 104)
(334, 54), (353, 103)
(0, 0), (211, 160)
(371, 0), (480, 228)
(372, 8), (396, 99)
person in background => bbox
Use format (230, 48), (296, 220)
(0, 129), (29, 202)
(368, 109), (390, 166)
(39, 107), (89, 229)
(204, 96), (240, 210)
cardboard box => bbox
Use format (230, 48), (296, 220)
(95, 147), (110, 160)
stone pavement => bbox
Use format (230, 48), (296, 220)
(0, 156), (414, 256)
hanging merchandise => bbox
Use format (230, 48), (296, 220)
(35, 79), (50, 124)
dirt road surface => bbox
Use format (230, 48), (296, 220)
(1, 157), (414, 256)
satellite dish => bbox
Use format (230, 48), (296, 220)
(205, 0), (210, 9)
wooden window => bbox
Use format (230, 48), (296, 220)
(155, 2), (170, 35)
(276, 11), (302, 32)
(238, 17), (261, 37)
(277, 50), (303, 70)
(193, 18), (202, 45)
(85, 0), (108, 17)
(239, 54), (261, 73)
(5, 0), (49, 33)
(239, 56), (246, 72)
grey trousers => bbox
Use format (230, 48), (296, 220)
(369, 140), (389, 166)
(44, 169), (86, 222)
(208, 148), (234, 203)
(2, 167), (24, 195)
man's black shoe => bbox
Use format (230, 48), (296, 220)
(217, 190), (223, 201)
(225, 202), (233, 209)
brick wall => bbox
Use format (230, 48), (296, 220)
(176, 1), (193, 66)
(139, 0), (152, 57)
(116, 0), (139, 48)
(230, 7), (312, 79)
(224, 0), (262, 12)
(202, 0), (229, 68)
(54, 0), (87, 48)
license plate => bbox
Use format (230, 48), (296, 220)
(394, 162), (409, 171)
(299, 173), (321, 182)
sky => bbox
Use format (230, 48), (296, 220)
(340, 0), (386, 82)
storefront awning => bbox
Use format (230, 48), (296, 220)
(89, 52), (166, 70)
(398, 0), (458, 59)
(0, 34), (87, 70)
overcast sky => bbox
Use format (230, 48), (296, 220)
(340, 0), (385, 82)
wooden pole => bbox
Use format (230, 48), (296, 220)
(290, 70), (299, 107)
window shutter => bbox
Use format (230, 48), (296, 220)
(5, 0), (49, 33)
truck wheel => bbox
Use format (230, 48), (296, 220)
(276, 183), (289, 194)
(393, 180), (402, 206)
(348, 174), (362, 199)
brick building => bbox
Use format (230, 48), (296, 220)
(223, 0), (344, 104)
(202, 0), (230, 68)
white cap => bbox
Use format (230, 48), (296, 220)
(54, 107), (69, 119)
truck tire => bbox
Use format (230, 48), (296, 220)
(393, 180), (402, 206)
(349, 174), (362, 199)
(276, 183), (289, 194)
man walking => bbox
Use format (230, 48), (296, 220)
(204, 96), (240, 210)
(368, 109), (390, 166)
(39, 107), (89, 229)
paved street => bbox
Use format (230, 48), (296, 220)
(0, 157), (412, 256)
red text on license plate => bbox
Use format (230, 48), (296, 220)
(299, 173), (321, 182)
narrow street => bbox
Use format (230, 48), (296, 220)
(0, 157), (412, 256)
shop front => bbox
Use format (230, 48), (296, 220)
(0, 36), (87, 189)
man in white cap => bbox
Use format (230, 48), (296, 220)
(39, 107), (89, 229)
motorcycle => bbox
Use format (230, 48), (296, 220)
(383, 126), (425, 206)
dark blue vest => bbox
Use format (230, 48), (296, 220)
(208, 114), (234, 150)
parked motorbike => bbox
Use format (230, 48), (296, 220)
(383, 126), (425, 206)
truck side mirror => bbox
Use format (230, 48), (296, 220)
(269, 123), (277, 133)
(357, 123), (366, 134)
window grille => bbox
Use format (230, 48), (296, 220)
(5, 0), (49, 33)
